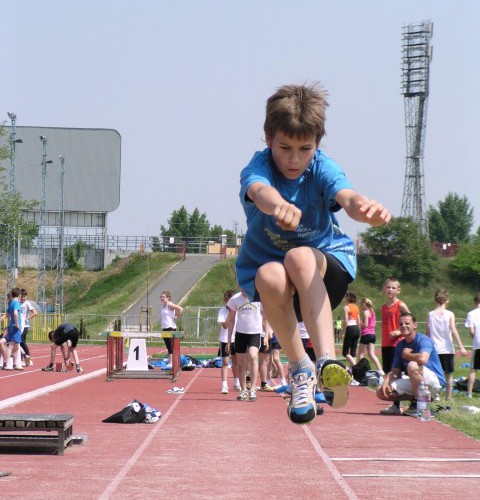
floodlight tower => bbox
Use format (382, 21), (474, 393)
(4, 112), (23, 308)
(400, 20), (433, 236)
(37, 136), (53, 312)
(55, 155), (65, 313)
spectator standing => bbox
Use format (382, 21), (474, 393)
(465, 292), (480, 398)
(20, 289), (38, 367)
(426, 289), (467, 401)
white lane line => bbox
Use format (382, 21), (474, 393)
(302, 425), (359, 500)
(98, 368), (203, 500)
(332, 457), (480, 462)
(343, 474), (480, 478)
(0, 368), (106, 410)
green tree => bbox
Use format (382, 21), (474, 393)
(451, 232), (480, 284)
(160, 205), (189, 237)
(1, 124), (39, 252)
(359, 217), (438, 285)
(427, 192), (474, 243)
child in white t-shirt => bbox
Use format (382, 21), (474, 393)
(465, 291), (480, 397)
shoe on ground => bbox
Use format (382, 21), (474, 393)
(258, 384), (275, 392)
(3, 366), (13, 371)
(41, 365), (54, 372)
(317, 359), (351, 409)
(77, 367), (84, 374)
(248, 389), (257, 401)
(380, 403), (402, 415)
(403, 402), (420, 417)
(14, 365), (24, 371)
(288, 368), (317, 425)
(233, 383), (241, 392)
(221, 386), (229, 394)
(237, 389), (249, 401)
(274, 384), (291, 394)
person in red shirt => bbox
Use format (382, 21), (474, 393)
(380, 278), (409, 415)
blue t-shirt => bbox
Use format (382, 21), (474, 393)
(392, 332), (446, 387)
(236, 148), (356, 301)
(7, 299), (23, 335)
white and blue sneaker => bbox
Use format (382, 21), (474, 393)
(288, 368), (317, 425)
(317, 358), (352, 409)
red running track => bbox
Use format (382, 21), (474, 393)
(1, 344), (480, 499)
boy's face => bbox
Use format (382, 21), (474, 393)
(266, 131), (317, 180)
(383, 281), (400, 298)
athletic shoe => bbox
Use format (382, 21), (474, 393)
(315, 391), (327, 404)
(246, 376), (252, 390)
(41, 365), (54, 372)
(248, 389), (257, 401)
(379, 404), (402, 415)
(274, 384), (291, 394)
(237, 389), (249, 401)
(14, 365), (24, 371)
(221, 386), (229, 394)
(288, 368), (317, 425)
(258, 384), (275, 392)
(403, 402), (420, 417)
(317, 359), (352, 409)
(3, 366), (13, 371)
(77, 367), (84, 374)
(233, 383), (242, 392)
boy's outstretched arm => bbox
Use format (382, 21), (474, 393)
(336, 188), (391, 226)
(247, 182), (302, 231)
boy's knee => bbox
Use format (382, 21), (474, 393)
(256, 263), (288, 292)
(284, 247), (316, 270)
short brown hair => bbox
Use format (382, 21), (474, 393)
(264, 83), (328, 144)
(434, 289), (449, 305)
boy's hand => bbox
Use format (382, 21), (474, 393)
(274, 202), (302, 231)
(357, 198), (391, 226)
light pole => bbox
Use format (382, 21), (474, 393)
(4, 112), (23, 308)
(37, 136), (53, 315)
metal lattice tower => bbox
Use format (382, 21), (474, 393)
(36, 136), (53, 312)
(4, 112), (23, 309)
(400, 21), (433, 236)
(55, 155), (65, 313)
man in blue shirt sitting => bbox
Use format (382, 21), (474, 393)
(376, 312), (445, 416)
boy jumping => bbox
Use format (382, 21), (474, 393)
(236, 83), (391, 424)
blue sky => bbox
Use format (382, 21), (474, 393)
(2, 0), (479, 239)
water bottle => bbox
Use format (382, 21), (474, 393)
(417, 382), (432, 421)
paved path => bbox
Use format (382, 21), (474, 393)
(123, 253), (220, 326)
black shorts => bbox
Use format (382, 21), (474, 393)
(472, 349), (480, 370)
(259, 338), (272, 354)
(162, 327), (175, 354)
(293, 252), (351, 321)
(234, 332), (261, 354)
(438, 353), (455, 375)
(253, 252), (351, 321)
(271, 334), (282, 350)
(219, 342), (236, 358)
(360, 334), (376, 345)
(342, 325), (360, 357)
(381, 346), (396, 373)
